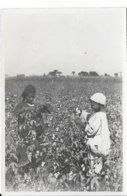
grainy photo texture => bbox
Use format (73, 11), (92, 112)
(3, 8), (124, 192)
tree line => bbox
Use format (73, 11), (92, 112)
(6, 70), (122, 79)
(47, 70), (121, 77)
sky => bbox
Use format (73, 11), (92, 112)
(2, 8), (125, 76)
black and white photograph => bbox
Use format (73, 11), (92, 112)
(0, 7), (126, 194)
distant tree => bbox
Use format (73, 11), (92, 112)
(104, 73), (110, 77)
(48, 70), (62, 77)
(89, 71), (99, 76)
(43, 73), (46, 76)
(48, 70), (57, 76)
(78, 71), (89, 77)
(57, 71), (62, 76)
(72, 71), (75, 76)
(114, 73), (118, 77)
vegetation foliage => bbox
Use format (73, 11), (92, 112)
(5, 77), (122, 192)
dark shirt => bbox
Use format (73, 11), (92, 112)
(14, 101), (46, 140)
(14, 101), (47, 166)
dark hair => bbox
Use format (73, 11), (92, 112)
(22, 84), (36, 99)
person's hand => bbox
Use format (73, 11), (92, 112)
(38, 103), (53, 114)
(74, 116), (82, 125)
(74, 116), (85, 129)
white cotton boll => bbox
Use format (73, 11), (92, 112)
(76, 108), (81, 115)
(52, 134), (55, 140)
(41, 162), (45, 167)
(54, 172), (60, 178)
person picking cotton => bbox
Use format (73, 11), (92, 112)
(74, 93), (111, 174)
(86, 93), (110, 156)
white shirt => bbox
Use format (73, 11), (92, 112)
(81, 111), (111, 156)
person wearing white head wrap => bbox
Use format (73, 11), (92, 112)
(84, 93), (110, 156)
(74, 93), (111, 175)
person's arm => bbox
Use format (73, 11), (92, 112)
(80, 110), (90, 123)
(74, 116), (86, 129)
(72, 109), (89, 130)
(85, 117), (101, 137)
(37, 103), (53, 114)
(13, 102), (24, 117)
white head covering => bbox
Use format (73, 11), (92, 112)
(90, 93), (106, 105)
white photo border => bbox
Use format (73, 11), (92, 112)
(0, 1), (127, 195)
